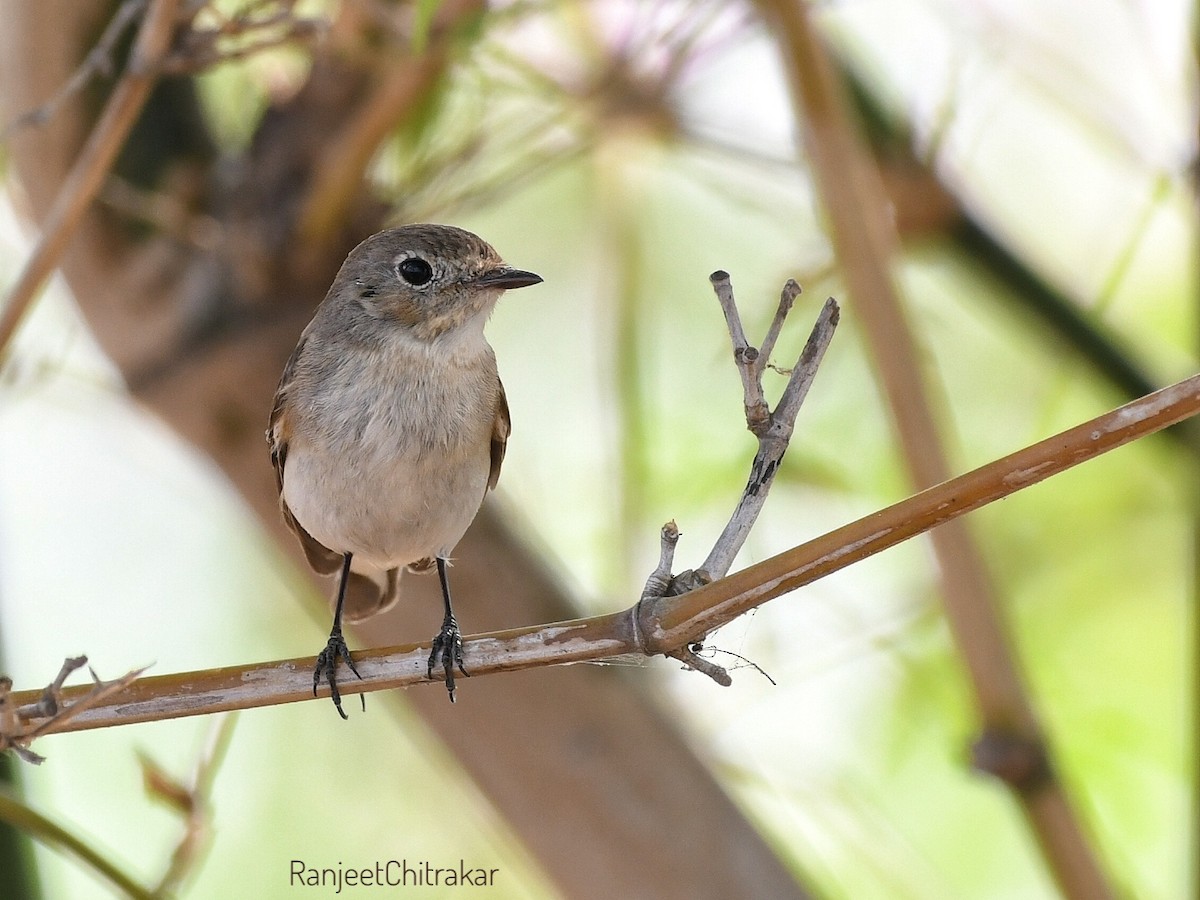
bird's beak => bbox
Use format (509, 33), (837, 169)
(475, 267), (543, 290)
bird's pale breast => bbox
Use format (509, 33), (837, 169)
(281, 327), (499, 569)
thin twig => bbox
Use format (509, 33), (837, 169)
(0, 0), (180, 362)
(773, 297), (836, 426)
(20, 655), (89, 721)
(294, 0), (481, 246)
(668, 645), (733, 686)
(649, 276), (834, 687)
(710, 270), (769, 433)
(5, 369), (1199, 740)
(1, 657), (146, 762)
(639, 521), (727, 680)
(161, 12), (327, 74)
(0, 793), (151, 899)
(0, 0), (147, 139)
(8, 664), (148, 757)
(146, 712), (237, 896)
(639, 520), (680, 603)
(757, 280), (800, 380)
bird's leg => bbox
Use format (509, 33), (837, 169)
(428, 557), (469, 702)
(313, 552), (365, 718)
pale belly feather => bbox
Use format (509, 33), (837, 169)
(283, 437), (490, 569)
(281, 330), (498, 570)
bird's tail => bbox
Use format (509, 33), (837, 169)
(340, 564), (401, 623)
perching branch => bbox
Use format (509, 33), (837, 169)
(6, 368), (1200, 742)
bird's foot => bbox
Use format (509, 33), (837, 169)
(313, 627), (364, 719)
(427, 614), (469, 702)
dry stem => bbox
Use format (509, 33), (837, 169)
(145, 713), (236, 896)
(0, 0), (180, 361)
(751, 0), (1114, 896)
(0, 0), (148, 138)
(2, 658), (147, 762)
(0, 792), (150, 898)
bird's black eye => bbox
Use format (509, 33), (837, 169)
(396, 257), (433, 286)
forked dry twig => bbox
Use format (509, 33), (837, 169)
(637, 274), (839, 684)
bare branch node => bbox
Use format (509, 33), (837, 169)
(970, 727), (1054, 795)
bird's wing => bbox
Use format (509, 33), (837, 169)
(267, 336), (344, 576)
(488, 378), (510, 491)
(266, 334), (301, 496)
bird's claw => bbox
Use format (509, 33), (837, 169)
(427, 615), (469, 702)
(313, 628), (364, 719)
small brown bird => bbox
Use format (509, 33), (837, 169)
(267, 224), (541, 717)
